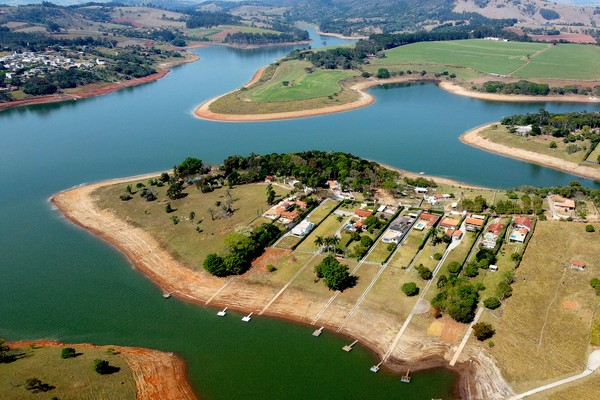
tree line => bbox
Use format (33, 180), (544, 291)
(224, 30), (309, 46)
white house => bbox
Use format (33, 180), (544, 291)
(291, 220), (315, 237)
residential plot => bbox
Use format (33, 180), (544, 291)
(387, 228), (427, 269)
(479, 221), (600, 392)
(296, 214), (344, 252)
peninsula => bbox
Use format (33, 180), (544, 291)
(52, 151), (600, 400)
(194, 37), (600, 122)
(0, 339), (197, 400)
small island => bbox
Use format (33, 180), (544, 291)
(461, 110), (600, 181)
(195, 33), (600, 122)
(0, 339), (197, 400)
(52, 151), (600, 399)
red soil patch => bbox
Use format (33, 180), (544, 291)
(562, 300), (580, 310)
(252, 247), (291, 270)
(529, 33), (596, 44)
(211, 29), (240, 41)
(440, 316), (467, 344)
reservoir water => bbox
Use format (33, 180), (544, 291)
(0, 29), (599, 399)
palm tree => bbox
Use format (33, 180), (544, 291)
(314, 236), (324, 251)
(329, 236), (340, 255)
(336, 215), (344, 224)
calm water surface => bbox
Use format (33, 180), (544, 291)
(1, 29), (599, 399)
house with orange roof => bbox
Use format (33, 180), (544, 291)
(439, 217), (460, 231)
(418, 212), (441, 227)
(570, 261), (586, 271)
(465, 217), (485, 231)
(509, 227), (529, 243)
(355, 209), (373, 218)
(295, 200), (308, 208)
(483, 223), (505, 249)
(514, 216), (533, 231)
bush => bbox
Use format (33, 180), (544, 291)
(433, 252), (442, 260)
(590, 278), (600, 295)
(360, 235), (374, 247)
(119, 194), (132, 201)
(586, 224), (595, 233)
(416, 264), (433, 280)
(402, 282), (419, 296)
(483, 297), (501, 310)
(386, 243), (396, 251)
(549, 141), (557, 149)
(266, 264), (277, 272)
(376, 68), (390, 79)
(447, 261), (462, 274)
(473, 322), (495, 341)
(464, 264), (479, 277)
(61, 347), (76, 359)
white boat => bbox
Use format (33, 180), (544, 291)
(241, 312), (253, 322)
(162, 292), (172, 299)
(217, 307), (228, 317)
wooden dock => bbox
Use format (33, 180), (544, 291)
(401, 369), (411, 383)
(241, 312), (253, 322)
(370, 361), (382, 373)
(342, 339), (358, 352)
(312, 327), (324, 337)
(217, 307), (227, 317)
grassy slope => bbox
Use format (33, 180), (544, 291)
(247, 60), (356, 102)
(516, 44), (600, 80)
(0, 346), (135, 400)
(373, 40), (548, 75)
(480, 221), (600, 392)
(95, 180), (289, 269)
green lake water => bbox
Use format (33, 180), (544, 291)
(1, 29), (599, 399)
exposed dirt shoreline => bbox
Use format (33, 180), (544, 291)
(461, 123), (600, 181)
(8, 340), (198, 400)
(194, 73), (599, 122)
(315, 29), (370, 40)
(0, 53), (199, 112)
(51, 170), (514, 400)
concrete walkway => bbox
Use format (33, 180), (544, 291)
(449, 306), (484, 366)
(509, 350), (600, 399)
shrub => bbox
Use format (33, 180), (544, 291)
(549, 141), (557, 149)
(483, 297), (501, 310)
(61, 347), (76, 359)
(473, 322), (495, 341)
(590, 278), (600, 295)
(165, 203), (173, 213)
(433, 252), (442, 260)
(386, 243), (396, 251)
(266, 264), (277, 272)
(416, 264), (433, 280)
(402, 282), (419, 296)
(376, 68), (390, 79)
(464, 264), (479, 277)
(93, 359), (110, 374)
(447, 261), (462, 275)
(586, 224), (595, 233)
(119, 194), (132, 201)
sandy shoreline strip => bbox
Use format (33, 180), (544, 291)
(194, 73), (599, 122)
(9, 340), (198, 400)
(315, 29), (369, 40)
(461, 123), (600, 181)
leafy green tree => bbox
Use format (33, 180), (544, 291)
(175, 157), (205, 177)
(360, 235), (374, 248)
(402, 282), (419, 296)
(483, 297), (501, 310)
(167, 182), (184, 200)
(464, 263), (479, 277)
(473, 322), (495, 341)
(61, 347), (76, 359)
(165, 203), (173, 213)
(0, 339), (13, 363)
(203, 253), (227, 277)
(433, 252), (442, 260)
(376, 68), (390, 79)
(436, 274), (448, 289)
(314, 255), (356, 291)
(93, 359), (111, 375)
(266, 183), (276, 205)
(25, 377), (54, 392)
(189, 211), (195, 221)
(160, 172), (170, 183)
(496, 281), (513, 299)
(586, 224), (595, 232)
(590, 278), (600, 295)
(416, 264), (432, 280)
(447, 261), (462, 275)
(549, 141), (557, 149)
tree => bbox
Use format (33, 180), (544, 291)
(160, 172), (170, 183)
(447, 261), (462, 275)
(93, 359), (111, 374)
(0, 339), (13, 363)
(464, 263), (479, 277)
(203, 253), (227, 277)
(360, 235), (374, 248)
(586, 224), (595, 232)
(549, 141), (557, 149)
(165, 203), (173, 213)
(61, 347), (76, 359)
(483, 297), (501, 310)
(416, 264), (432, 280)
(402, 282), (419, 296)
(314, 236), (324, 250)
(25, 377), (53, 392)
(175, 157), (205, 177)
(314, 255), (357, 291)
(266, 183), (276, 205)
(189, 211), (195, 221)
(472, 322), (495, 341)
(590, 278), (600, 295)
(496, 281), (513, 299)
(376, 68), (390, 79)
(167, 182), (184, 200)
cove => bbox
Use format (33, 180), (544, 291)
(0, 28), (598, 399)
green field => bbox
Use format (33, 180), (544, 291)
(95, 181), (289, 269)
(373, 39), (547, 76)
(0, 345), (134, 400)
(516, 44), (600, 80)
(245, 60), (357, 102)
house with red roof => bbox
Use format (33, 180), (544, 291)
(514, 216), (533, 231)
(465, 217), (485, 231)
(355, 209), (373, 218)
(483, 223), (505, 249)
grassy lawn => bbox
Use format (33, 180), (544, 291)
(0, 345), (135, 400)
(274, 235), (303, 249)
(307, 199), (339, 224)
(587, 144), (600, 164)
(373, 39), (547, 75)
(441, 231), (479, 272)
(296, 214), (343, 252)
(475, 238), (521, 300)
(362, 263), (421, 318)
(387, 228), (426, 269)
(95, 181), (289, 269)
(246, 60), (357, 102)
(412, 241), (447, 271)
(365, 240), (394, 264)
(480, 221), (600, 392)
(478, 124), (595, 166)
(515, 43), (600, 81)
